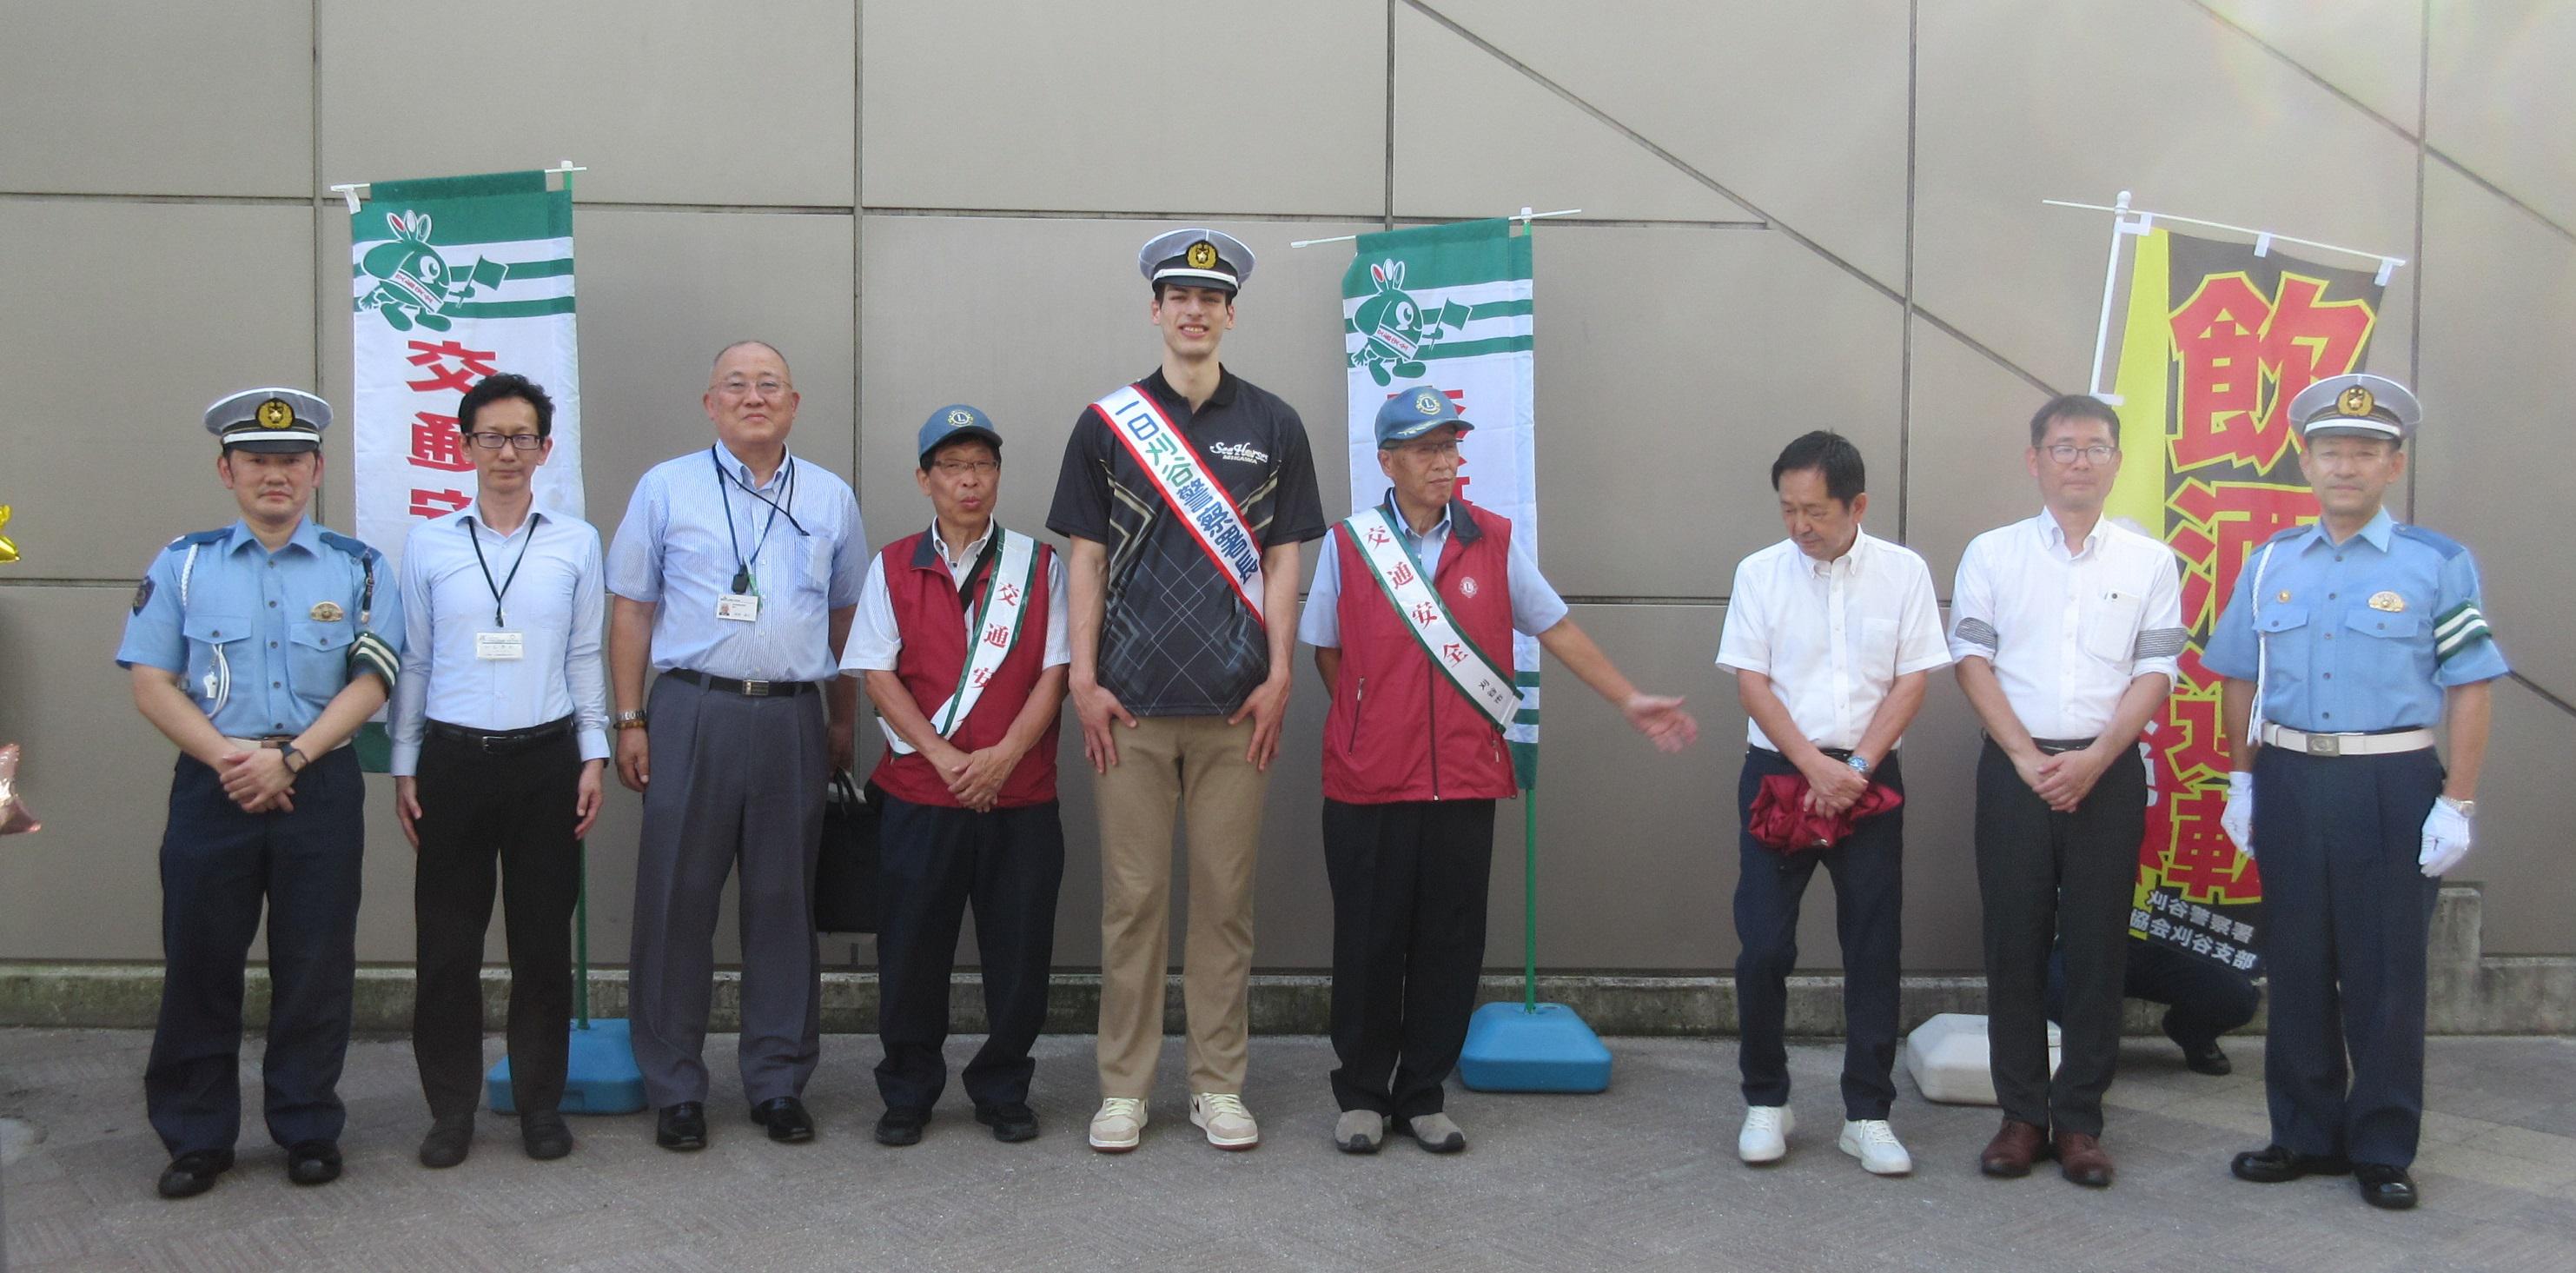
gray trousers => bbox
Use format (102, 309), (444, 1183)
(628, 674), (827, 1108)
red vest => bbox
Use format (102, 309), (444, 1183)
(868, 529), (1061, 809)
(1321, 500), (1520, 804)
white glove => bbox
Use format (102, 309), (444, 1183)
(2420, 798), (2473, 877)
(2218, 771), (2255, 860)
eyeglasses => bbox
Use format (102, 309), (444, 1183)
(716, 378), (789, 399)
(1394, 440), (1462, 458)
(467, 432), (545, 451)
(2043, 443), (2118, 465)
(931, 460), (998, 476)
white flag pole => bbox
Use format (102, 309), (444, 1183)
(330, 161), (587, 214)
(1291, 208), (1581, 249)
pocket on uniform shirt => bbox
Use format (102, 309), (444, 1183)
(1858, 616), (1901, 669)
(2078, 593), (2143, 663)
(801, 533), (833, 593)
(287, 620), (354, 702)
(2344, 607), (2425, 641)
(182, 614), (251, 705)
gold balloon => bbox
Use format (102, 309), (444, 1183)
(0, 505), (18, 564)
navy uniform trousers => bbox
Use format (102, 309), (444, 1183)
(1734, 748), (1905, 1121)
(872, 792), (1065, 1111)
(146, 747), (364, 1157)
(2254, 743), (2443, 1168)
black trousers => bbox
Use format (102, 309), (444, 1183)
(873, 793), (1065, 1111)
(2044, 936), (2261, 1052)
(2255, 745), (2442, 1168)
(1975, 737), (2146, 1137)
(1322, 797), (1497, 1118)
(146, 747), (364, 1157)
(1732, 747), (1905, 1120)
(411, 726), (582, 1119)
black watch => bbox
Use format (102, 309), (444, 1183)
(279, 744), (308, 775)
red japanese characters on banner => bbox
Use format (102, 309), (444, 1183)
(2122, 237), (2388, 972)
(398, 342), (496, 524)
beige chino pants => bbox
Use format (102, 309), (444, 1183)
(1093, 713), (1268, 1097)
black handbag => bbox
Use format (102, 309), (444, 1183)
(813, 770), (882, 933)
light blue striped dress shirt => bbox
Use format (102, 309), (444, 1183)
(606, 444), (869, 682)
(388, 505), (612, 776)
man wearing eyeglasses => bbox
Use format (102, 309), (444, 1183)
(841, 405), (1070, 1149)
(1950, 395), (2184, 1187)
(606, 341), (869, 1151)
(388, 373), (607, 1169)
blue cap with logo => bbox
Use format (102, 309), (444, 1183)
(2288, 372), (2419, 443)
(1374, 384), (1473, 447)
(917, 403), (1003, 463)
(204, 387), (331, 454)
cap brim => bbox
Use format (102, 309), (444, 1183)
(1150, 267), (1240, 293)
(223, 437), (321, 454)
(921, 428), (1003, 461)
(1379, 419), (1473, 445)
(2302, 421), (2402, 441)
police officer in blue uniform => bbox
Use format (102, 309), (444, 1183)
(116, 388), (403, 1199)
(2204, 373), (2506, 1211)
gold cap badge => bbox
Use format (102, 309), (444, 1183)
(2368, 591), (2406, 613)
(257, 398), (295, 429)
(1186, 240), (1218, 270)
(2337, 385), (2377, 418)
(309, 600), (345, 623)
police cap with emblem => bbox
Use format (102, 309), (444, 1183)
(2288, 372), (2419, 444)
(917, 402), (1003, 464)
(204, 387), (331, 454)
(1140, 229), (1255, 295)
(1374, 384), (1474, 447)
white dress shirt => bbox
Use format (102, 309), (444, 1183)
(389, 504), (611, 776)
(604, 445), (869, 683)
(840, 522), (1072, 674)
(1949, 509), (2188, 739)
(1715, 530), (1951, 752)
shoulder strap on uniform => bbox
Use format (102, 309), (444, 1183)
(164, 528), (228, 551)
(2392, 523), (2470, 560)
(315, 529), (397, 686)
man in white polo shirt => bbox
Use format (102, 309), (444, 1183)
(1716, 431), (1949, 1177)
(1950, 394), (2185, 1188)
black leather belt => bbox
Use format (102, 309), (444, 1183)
(428, 716), (575, 753)
(2029, 736), (2098, 755)
(665, 667), (818, 698)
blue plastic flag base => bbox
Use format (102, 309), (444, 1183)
(486, 1018), (649, 1115)
(1457, 1001), (1612, 1093)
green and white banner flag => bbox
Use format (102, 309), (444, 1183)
(350, 169), (584, 559)
(1341, 217), (1542, 786)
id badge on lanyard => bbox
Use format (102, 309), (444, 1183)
(475, 630), (526, 660)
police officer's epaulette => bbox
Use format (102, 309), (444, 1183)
(315, 529), (381, 565)
(163, 528), (230, 552)
(2393, 524), (2470, 560)
(2257, 525), (2309, 547)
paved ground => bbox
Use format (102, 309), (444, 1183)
(3, 1028), (2572, 1272)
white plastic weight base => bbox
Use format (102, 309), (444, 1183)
(1903, 1012), (2062, 1106)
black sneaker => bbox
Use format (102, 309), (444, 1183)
(876, 1106), (930, 1147)
(975, 1103), (1039, 1143)
(156, 1149), (234, 1199)
(418, 1114), (474, 1168)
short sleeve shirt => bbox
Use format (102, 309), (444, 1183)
(1048, 367), (1326, 715)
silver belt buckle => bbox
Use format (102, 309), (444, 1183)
(741, 679), (772, 697)
(2309, 733), (2341, 757)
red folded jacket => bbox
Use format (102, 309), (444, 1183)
(1746, 772), (1903, 853)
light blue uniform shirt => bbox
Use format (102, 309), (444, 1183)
(1298, 494), (1568, 648)
(388, 505), (613, 776)
(116, 517), (404, 737)
(606, 445), (869, 683)
(2203, 507), (2508, 733)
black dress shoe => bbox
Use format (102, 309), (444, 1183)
(656, 1101), (708, 1150)
(2231, 1144), (2353, 1183)
(285, 1140), (342, 1186)
(751, 1097), (815, 1144)
(418, 1114), (474, 1168)
(975, 1103), (1040, 1143)
(2164, 1013), (2231, 1076)
(156, 1149), (234, 1199)
(2356, 1163), (2419, 1210)
(521, 1111), (573, 1161)
(875, 1106), (930, 1147)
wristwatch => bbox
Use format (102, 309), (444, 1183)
(2440, 796), (2475, 819)
(278, 744), (308, 775)
(1844, 753), (1873, 777)
(613, 711), (648, 731)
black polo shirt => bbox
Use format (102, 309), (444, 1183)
(1049, 366), (1326, 716)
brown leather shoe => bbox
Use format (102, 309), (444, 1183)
(1979, 1117), (2050, 1178)
(2054, 1130), (2114, 1187)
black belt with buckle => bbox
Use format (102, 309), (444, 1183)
(2028, 736), (2099, 755)
(665, 667), (818, 698)
(428, 716), (575, 753)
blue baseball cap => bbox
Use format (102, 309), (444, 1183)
(917, 403), (1003, 463)
(1374, 385), (1473, 447)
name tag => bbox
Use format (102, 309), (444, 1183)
(716, 593), (761, 623)
(475, 630), (525, 661)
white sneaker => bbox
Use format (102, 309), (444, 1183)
(1189, 1092), (1261, 1150)
(1088, 1097), (1147, 1153)
(1838, 1118), (1913, 1176)
(1738, 1104), (1793, 1164)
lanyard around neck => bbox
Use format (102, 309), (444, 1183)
(712, 446), (798, 593)
(464, 513), (539, 627)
